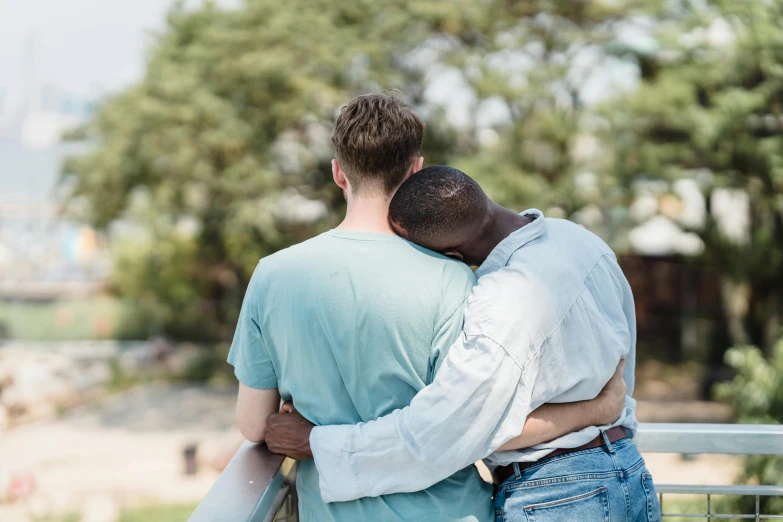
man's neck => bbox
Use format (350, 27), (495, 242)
(336, 195), (395, 235)
(482, 202), (534, 251)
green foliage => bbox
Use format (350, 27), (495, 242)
(606, 0), (783, 352)
(444, 1), (660, 226)
(63, 0), (783, 347)
(715, 337), (783, 514)
(660, 495), (740, 521)
(62, 0), (435, 339)
(63, 0), (655, 340)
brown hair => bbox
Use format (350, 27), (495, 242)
(331, 92), (425, 195)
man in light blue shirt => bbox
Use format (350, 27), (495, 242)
(265, 166), (661, 521)
(227, 95), (625, 521)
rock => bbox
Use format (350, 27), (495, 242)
(165, 351), (190, 377)
(0, 355), (82, 423)
(75, 362), (112, 393)
(49, 378), (81, 410)
(20, 398), (57, 423)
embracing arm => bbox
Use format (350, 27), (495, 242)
(267, 361), (625, 454)
(498, 359), (626, 451)
(265, 333), (626, 502)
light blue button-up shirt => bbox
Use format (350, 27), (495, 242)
(310, 210), (638, 503)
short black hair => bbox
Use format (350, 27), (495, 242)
(389, 165), (489, 246)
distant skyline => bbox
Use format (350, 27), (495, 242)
(0, 0), (238, 107)
(0, 0), (651, 126)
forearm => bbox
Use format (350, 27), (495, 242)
(497, 359), (628, 451)
(236, 384), (280, 443)
(310, 334), (527, 502)
(497, 399), (596, 451)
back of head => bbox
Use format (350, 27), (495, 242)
(331, 92), (425, 195)
(389, 166), (489, 252)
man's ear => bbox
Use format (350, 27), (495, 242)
(443, 250), (464, 261)
(412, 156), (424, 174)
(389, 217), (409, 239)
(332, 159), (348, 190)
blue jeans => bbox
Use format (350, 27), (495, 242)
(493, 435), (661, 522)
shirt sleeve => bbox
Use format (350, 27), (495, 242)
(426, 261), (476, 380)
(310, 333), (529, 502)
(227, 263), (278, 390)
(427, 296), (470, 382)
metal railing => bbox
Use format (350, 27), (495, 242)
(636, 424), (783, 520)
(189, 441), (297, 522)
(190, 423), (783, 522)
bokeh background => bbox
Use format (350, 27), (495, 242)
(1, 0), (781, 520)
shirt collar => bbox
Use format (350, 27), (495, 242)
(474, 209), (546, 279)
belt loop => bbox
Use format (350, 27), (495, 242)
(601, 429), (616, 454)
(512, 462), (522, 479)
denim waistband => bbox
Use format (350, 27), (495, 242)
(497, 437), (642, 492)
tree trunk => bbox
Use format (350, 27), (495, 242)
(720, 278), (751, 347)
(763, 291), (781, 358)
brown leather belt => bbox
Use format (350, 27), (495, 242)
(493, 426), (629, 486)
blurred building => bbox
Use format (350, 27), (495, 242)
(0, 142), (109, 301)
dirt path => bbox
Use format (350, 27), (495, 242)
(0, 383), (243, 522)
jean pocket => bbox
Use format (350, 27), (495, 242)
(522, 487), (609, 522)
(641, 473), (662, 522)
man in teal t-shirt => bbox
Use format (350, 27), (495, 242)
(230, 228), (489, 521)
(227, 93), (492, 522)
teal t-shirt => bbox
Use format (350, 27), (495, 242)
(228, 229), (493, 522)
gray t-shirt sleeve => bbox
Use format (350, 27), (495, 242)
(227, 263), (278, 389)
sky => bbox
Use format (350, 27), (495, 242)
(0, 0), (650, 126)
(0, 0), (238, 105)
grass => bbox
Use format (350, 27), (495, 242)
(31, 502), (199, 522)
(0, 297), (130, 340)
(118, 502), (198, 522)
(661, 494), (778, 521)
(32, 514), (81, 522)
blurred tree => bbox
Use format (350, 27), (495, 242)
(715, 337), (783, 514)
(606, 0), (783, 357)
(61, 0), (484, 340)
(444, 1), (659, 239)
(63, 0), (658, 340)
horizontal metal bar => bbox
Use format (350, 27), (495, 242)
(636, 423), (783, 455)
(192, 424), (783, 521)
(662, 514), (783, 520)
(656, 484), (783, 496)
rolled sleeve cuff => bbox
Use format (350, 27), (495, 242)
(310, 425), (364, 503)
(231, 365), (277, 390)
